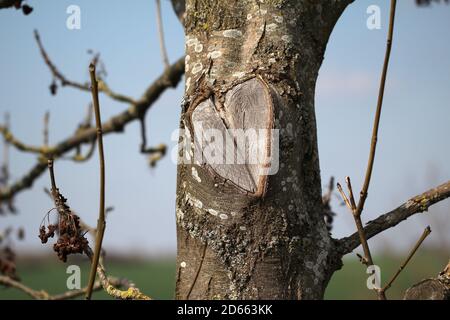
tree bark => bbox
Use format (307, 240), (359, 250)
(175, 0), (352, 300)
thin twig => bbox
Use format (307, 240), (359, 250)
(65, 139), (97, 162)
(86, 63), (107, 300)
(337, 0), (397, 300)
(355, 0), (397, 217)
(0, 274), (127, 300)
(47, 159), (57, 191)
(42, 164), (148, 300)
(84, 247), (151, 300)
(155, 0), (170, 69)
(139, 116), (167, 164)
(0, 125), (53, 155)
(0, 113), (11, 212)
(2, 113), (10, 181)
(34, 30), (136, 105)
(0, 56), (184, 202)
(336, 182), (352, 211)
(338, 180), (450, 254)
(43, 111), (50, 147)
(322, 177), (337, 231)
(378, 226), (431, 298)
(345, 176), (356, 211)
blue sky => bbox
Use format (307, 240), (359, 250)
(0, 0), (449, 257)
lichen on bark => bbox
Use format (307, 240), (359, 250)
(176, 0), (353, 300)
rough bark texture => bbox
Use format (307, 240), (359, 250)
(175, 0), (352, 300)
(404, 261), (450, 300)
(403, 279), (450, 300)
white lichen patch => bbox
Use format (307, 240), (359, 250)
(232, 71), (246, 78)
(219, 213), (229, 220)
(186, 193), (203, 209)
(266, 23), (278, 32)
(194, 43), (203, 53)
(260, 9), (267, 15)
(191, 62), (203, 74)
(273, 15), (284, 23)
(180, 261), (187, 268)
(247, 13), (253, 20)
(207, 208), (219, 216)
(239, 226), (247, 231)
(191, 167), (201, 182)
(207, 50), (222, 59)
(176, 208), (184, 221)
(268, 58), (276, 64)
(192, 198), (203, 209)
(185, 55), (190, 72)
(186, 37), (198, 47)
(185, 77), (191, 92)
(223, 29), (243, 38)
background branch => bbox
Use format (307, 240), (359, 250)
(155, 0), (170, 69)
(378, 226), (431, 298)
(0, 56), (185, 202)
(337, 180), (450, 255)
(0, 274), (127, 300)
(86, 63), (107, 300)
(34, 30), (137, 105)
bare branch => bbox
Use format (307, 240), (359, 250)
(0, 125), (52, 155)
(43, 111), (50, 146)
(0, 0), (32, 14)
(42, 159), (150, 300)
(0, 274), (127, 300)
(34, 30), (137, 105)
(170, 0), (186, 24)
(139, 117), (167, 167)
(337, 180), (450, 255)
(335, 1), (397, 300)
(155, 0), (170, 69)
(333, 0), (396, 244)
(322, 176), (336, 231)
(86, 63), (107, 300)
(356, 0), (397, 218)
(0, 56), (185, 202)
(0, 161), (48, 202)
(378, 226), (431, 298)
(84, 247), (151, 300)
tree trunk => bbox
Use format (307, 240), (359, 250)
(175, 0), (352, 300)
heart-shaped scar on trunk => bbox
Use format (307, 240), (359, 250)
(188, 77), (279, 196)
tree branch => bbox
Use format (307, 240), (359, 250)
(378, 226), (431, 298)
(41, 159), (151, 300)
(0, 56), (185, 202)
(0, 125), (52, 155)
(86, 63), (107, 300)
(337, 180), (450, 255)
(0, 274), (128, 300)
(34, 30), (137, 105)
(356, 0), (397, 217)
(155, 0), (170, 69)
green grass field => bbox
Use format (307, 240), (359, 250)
(1, 250), (446, 300)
